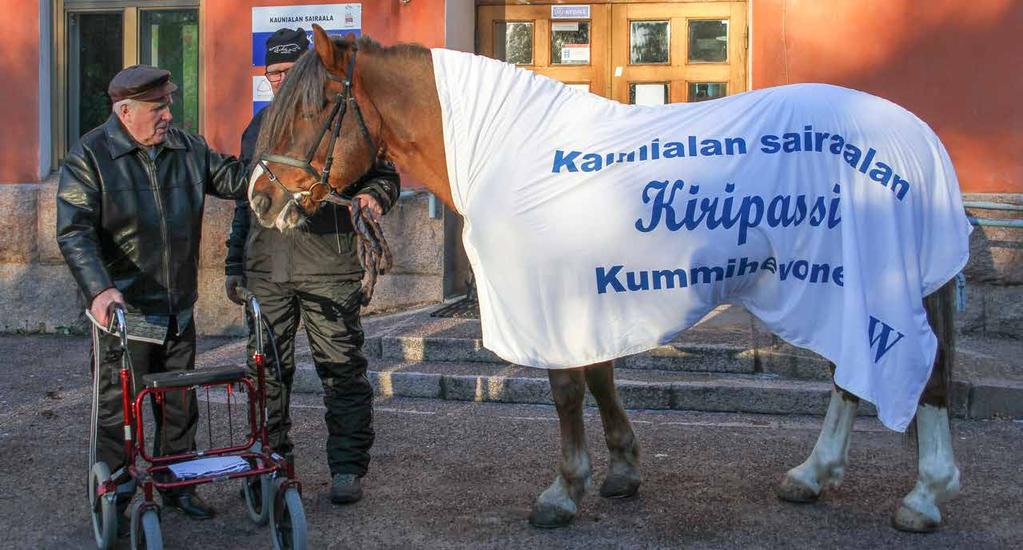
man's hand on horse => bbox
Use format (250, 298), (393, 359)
(90, 287), (126, 328)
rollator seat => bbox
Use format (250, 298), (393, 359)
(142, 365), (248, 389)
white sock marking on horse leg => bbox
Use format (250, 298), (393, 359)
(783, 388), (858, 495)
(897, 404), (960, 528)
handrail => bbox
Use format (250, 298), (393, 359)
(964, 201), (1023, 228)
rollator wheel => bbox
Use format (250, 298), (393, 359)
(243, 472), (274, 525)
(88, 461), (117, 549)
(129, 501), (163, 550)
(270, 480), (308, 550)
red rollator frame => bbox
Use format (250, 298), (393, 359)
(87, 292), (308, 549)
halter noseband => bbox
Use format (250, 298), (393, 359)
(259, 49), (378, 206)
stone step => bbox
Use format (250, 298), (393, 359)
(291, 358), (877, 417)
(359, 334), (834, 381)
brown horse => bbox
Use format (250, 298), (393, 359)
(248, 25), (961, 532)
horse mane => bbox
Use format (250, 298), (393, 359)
(255, 35), (429, 158)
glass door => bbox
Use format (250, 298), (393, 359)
(610, 2), (747, 105)
(139, 9), (200, 132)
(67, 12), (123, 141)
(477, 4), (611, 97)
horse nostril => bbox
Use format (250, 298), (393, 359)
(251, 194), (270, 215)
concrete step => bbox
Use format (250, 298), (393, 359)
(291, 358), (877, 417)
(361, 334), (834, 381)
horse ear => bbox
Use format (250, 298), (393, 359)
(312, 24), (337, 68)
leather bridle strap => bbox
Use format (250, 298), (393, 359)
(258, 49), (378, 204)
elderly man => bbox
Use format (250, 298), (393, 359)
(57, 65), (248, 522)
(224, 28), (400, 504)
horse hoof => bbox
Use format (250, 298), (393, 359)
(776, 474), (821, 503)
(528, 503), (576, 529)
(892, 502), (941, 533)
(599, 475), (640, 499)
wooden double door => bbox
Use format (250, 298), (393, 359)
(477, 1), (747, 105)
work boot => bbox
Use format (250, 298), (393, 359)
(330, 473), (363, 504)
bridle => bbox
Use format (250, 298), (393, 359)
(258, 49), (378, 206)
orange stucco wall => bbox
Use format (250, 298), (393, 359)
(0, 1), (40, 183)
(202, 0), (446, 158)
(752, 0), (1023, 194)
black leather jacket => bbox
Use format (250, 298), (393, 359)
(224, 109), (401, 282)
(56, 114), (248, 314)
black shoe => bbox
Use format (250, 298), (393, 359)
(330, 473), (363, 504)
(163, 490), (216, 520)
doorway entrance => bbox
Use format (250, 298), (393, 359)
(477, 1), (746, 104)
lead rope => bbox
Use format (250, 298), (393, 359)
(334, 204), (342, 254)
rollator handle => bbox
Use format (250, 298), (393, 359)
(107, 302), (129, 350)
(238, 287), (264, 354)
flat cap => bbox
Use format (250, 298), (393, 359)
(108, 65), (178, 103)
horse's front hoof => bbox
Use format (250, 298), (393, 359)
(776, 473), (822, 503)
(599, 474), (640, 499)
(892, 502), (941, 533)
(528, 503), (576, 529)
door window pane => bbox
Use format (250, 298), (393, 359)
(140, 9), (200, 132)
(68, 12), (123, 142)
(630, 21), (669, 64)
(551, 21), (590, 65)
(495, 22), (533, 65)
(688, 20), (728, 63)
(689, 82), (727, 102)
(629, 83), (668, 105)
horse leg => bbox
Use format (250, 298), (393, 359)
(893, 282), (960, 532)
(583, 361), (641, 499)
(529, 368), (593, 528)
(777, 382), (859, 502)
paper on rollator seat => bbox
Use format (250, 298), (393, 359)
(168, 456), (251, 480)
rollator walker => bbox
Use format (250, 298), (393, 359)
(87, 290), (307, 549)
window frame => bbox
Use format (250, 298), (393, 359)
(51, 0), (202, 169)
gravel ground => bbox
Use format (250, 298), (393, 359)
(1, 335), (1021, 549)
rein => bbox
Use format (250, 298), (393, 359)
(258, 49), (378, 206)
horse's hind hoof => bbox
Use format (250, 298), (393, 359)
(775, 474), (822, 503)
(528, 503), (576, 529)
(892, 502), (941, 533)
(599, 475), (640, 499)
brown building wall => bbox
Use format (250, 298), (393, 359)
(0, 0), (40, 184)
(751, 0), (1023, 194)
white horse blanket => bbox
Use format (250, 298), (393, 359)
(430, 49), (971, 431)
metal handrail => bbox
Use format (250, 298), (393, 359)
(964, 201), (1023, 228)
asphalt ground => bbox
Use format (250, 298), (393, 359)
(1, 335), (1021, 549)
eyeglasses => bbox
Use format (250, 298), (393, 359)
(264, 67), (291, 83)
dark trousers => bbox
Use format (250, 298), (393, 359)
(92, 320), (198, 478)
(246, 277), (374, 477)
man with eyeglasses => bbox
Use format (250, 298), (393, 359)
(224, 27), (400, 505)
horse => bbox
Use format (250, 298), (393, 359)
(248, 24), (968, 533)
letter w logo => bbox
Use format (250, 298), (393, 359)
(868, 316), (905, 363)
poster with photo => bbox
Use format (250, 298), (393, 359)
(252, 3), (361, 113)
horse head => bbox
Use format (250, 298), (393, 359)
(249, 24), (380, 230)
